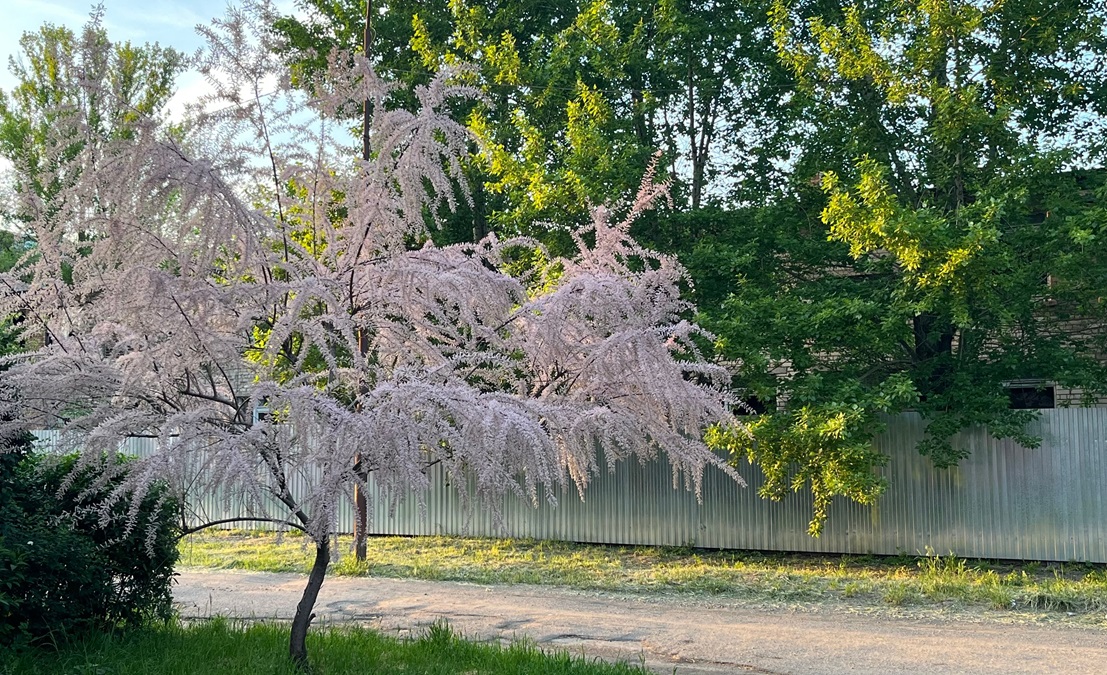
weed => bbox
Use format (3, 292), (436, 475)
(882, 583), (916, 606)
(981, 585), (1013, 610)
(918, 551), (969, 581)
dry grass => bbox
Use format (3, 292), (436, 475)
(179, 531), (1107, 622)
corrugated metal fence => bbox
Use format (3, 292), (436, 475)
(34, 408), (1107, 562)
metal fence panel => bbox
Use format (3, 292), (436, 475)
(32, 407), (1107, 562)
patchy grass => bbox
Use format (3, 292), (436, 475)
(0, 618), (648, 675)
(179, 531), (1107, 620)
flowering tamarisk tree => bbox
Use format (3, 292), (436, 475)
(0, 2), (743, 665)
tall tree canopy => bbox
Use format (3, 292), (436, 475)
(273, 0), (792, 236)
(0, 17), (184, 361)
(0, 18), (184, 211)
(700, 0), (1107, 530)
(5, 0), (1105, 539)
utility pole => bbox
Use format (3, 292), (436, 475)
(354, 0), (373, 564)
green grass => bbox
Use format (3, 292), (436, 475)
(0, 619), (648, 675)
(180, 531), (1107, 620)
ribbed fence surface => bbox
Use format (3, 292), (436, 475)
(34, 408), (1107, 562)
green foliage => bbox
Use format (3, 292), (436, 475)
(683, 204), (905, 529)
(0, 436), (108, 648)
(0, 231), (21, 273)
(0, 231), (25, 356)
(0, 435), (179, 648)
(273, 0), (790, 239)
(0, 618), (650, 675)
(690, 175), (1107, 529)
(679, 0), (1107, 531)
(706, 386), (905, 537)
(0, 21), (184, 209)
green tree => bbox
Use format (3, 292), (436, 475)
(1, 21), (184, 196)
(273, 0), (790, 239)
(0, 18), (184, 355)
(702, 0), (1107, 532)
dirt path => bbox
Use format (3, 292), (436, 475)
(174, 569), (1107, 674)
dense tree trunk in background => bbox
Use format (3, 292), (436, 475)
(912, 313), (956, 398)
(472, 172), (488, 241)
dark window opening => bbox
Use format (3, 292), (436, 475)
(735, 395), (772, 416)
(1008, 386), (1055, 410)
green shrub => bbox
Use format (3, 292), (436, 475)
(0, 431), (179, 648)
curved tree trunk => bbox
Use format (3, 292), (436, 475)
(290, 538), (330, 668)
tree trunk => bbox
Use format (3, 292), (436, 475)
(361, 0), (373, 165)
(686, 56), (701, 211)
(353, 332), (371, 561)
(354, 481), (367, 560)
(472, 172), (487, 242)
(913, 312), (956, 401)
(289, 539), (330, 668)
(354, 0), (373, 565)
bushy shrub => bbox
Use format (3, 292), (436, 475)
(0, 431), (179, 647)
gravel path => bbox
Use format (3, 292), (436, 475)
(174, 569), (1107, 674)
